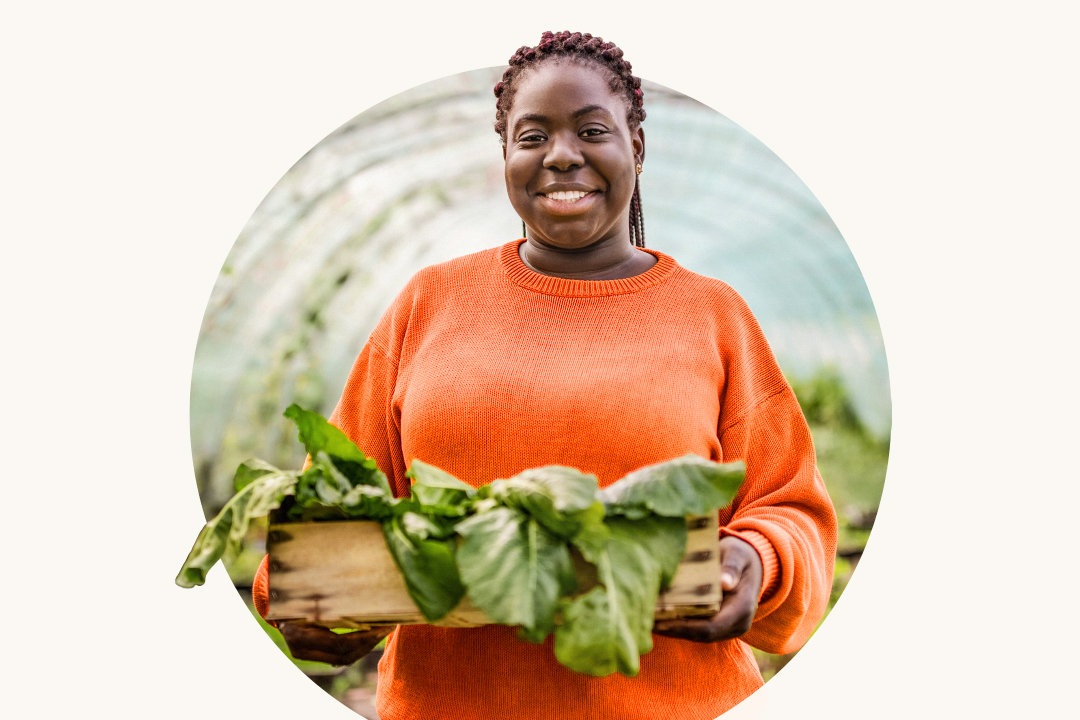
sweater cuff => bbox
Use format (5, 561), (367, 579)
(721, 528), (781, 602)
(252, 554), (277, 627)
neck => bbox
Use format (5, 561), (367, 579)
(519, 234), (656, 281)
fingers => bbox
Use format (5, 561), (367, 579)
(279, 622), (394, 666)
(653, 577), (756, 642)
(719, 554), (744, 592)
(718, 534), (758, 591)
(652, 536), (764, 643)
(706, 569), (758, 638)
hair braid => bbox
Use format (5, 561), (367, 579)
(495, 31), (647, 246)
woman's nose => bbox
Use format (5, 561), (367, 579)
(544, 132), (584, 171)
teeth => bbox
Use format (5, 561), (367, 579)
(546, 190), (589, 202)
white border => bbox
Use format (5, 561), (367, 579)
(3, 3), (1076, 718)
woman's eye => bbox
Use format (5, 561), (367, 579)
(581, 128), (606, 137)
(520, 133), (545, 143)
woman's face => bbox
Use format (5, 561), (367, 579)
(503, 61), (645, 251)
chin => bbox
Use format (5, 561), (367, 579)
(533, 232), (605, 250)
(530, 221), (608, 248)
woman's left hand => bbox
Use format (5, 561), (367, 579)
(653, 535), (764, 642)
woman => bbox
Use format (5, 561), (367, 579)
(254, 30), (836, 720)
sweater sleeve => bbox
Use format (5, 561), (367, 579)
(717, 386), (837, 655)
(250, 337), (407, 621)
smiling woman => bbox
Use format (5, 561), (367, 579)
(249, 30), (837, 720)
(500, 36), (652, 280)
(506, 62), (655, 280)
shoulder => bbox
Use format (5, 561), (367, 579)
(368, 245), (502, 354)
(660, 262), (762, 332)
(406, 245), (502, 296)
(662, 260), (787, 398)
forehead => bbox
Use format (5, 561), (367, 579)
(510, 60), (629, 122)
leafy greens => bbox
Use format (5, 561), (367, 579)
(176, 405), (467, 622)
(177, 406), (746, 677)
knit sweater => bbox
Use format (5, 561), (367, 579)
(252, 240), (837, 719)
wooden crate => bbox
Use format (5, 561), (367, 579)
(265, 515), (721, 629)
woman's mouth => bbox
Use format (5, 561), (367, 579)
(540, 190), (595, 203)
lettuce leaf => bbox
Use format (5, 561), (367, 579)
(455, 506), (577, 644)
(287, 453), (401, 522)
(407, 460), (475, 516)
(382, 512), (466, 622)
(555, 515), (687, 677)
(176, 461), (300, 588)
(489, 466), (600, 540)
(232, 457), (280, 491)
(284, 404), (391, 494)
(599, 455), (745, 519)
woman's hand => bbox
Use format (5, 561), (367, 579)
(278, 621), (395, 666)
(653, 535), (764, 642)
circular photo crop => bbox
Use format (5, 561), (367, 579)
(183, 62), (890, 719)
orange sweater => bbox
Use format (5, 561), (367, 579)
(253, 240), (836, 719)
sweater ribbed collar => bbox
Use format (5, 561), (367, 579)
(499, 240), (678, 297)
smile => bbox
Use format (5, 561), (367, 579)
(540, 190), (595, 203)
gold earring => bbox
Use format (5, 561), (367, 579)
(635, 164), (643, 175)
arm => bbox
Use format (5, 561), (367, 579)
(654, 387), (835, 651)
(656, 279), (836, 650)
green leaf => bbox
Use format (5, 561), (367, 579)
(567, 501), (609, 557)
(283, 404), (368, 463)
(282, 404), (391, 493)
(382, 513), (466, 622)
(286, 456), (400, 522)
(233, 458), (279, 491)
(600, 455), (746, 519)
(400, 511), (458, 541)
(455, 507), (577, 644)
(339, 483), (400, 521)
(407, 460), (475, 516)
(630, 515), (688, 590)
(176, 467), (300, 588)
(490, 466), (600, 539)
(555, 586), (637, 677)
(556, 516), (687, 677)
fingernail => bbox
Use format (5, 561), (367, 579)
(721, 572), (735, 587)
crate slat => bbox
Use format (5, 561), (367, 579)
(266, 515), (721, 629)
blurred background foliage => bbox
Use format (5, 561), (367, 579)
(195, 68), (890, 716)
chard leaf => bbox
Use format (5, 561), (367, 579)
(456, 506), (577, 644)
(233, 458), (279, 491)
(176, 467), (300, 588)
(339, 484), (399, 520)
(490, 466), (600, 539)
(407, 460), (475, 516)
(568, 501), (609, 553)
(555, 586), (637, 677)
(401, 511), (458, 540)
(288, 456), (400, 522)
(283, 404), (391, 493)
(382, 513), (466, 622)
(600, 455), (745, 519)
(556, 516), (687, 677)
(631, 515), (688, 590)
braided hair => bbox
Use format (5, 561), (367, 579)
(494, 31), (647, 247)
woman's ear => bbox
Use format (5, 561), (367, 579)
(633, 127), (645, 167)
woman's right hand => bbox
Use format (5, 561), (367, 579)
(278, 621), (395, 666)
